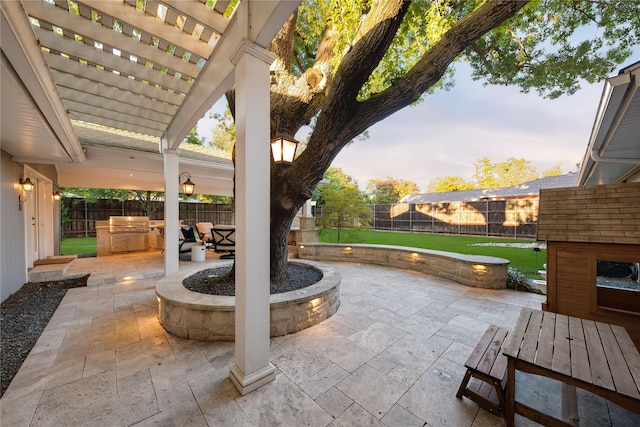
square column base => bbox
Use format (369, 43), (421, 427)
(229, 362), (276, 395)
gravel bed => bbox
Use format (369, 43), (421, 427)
(469, 242), (547, 249)
(1, 276), (88, 397)
(597, 276), (639, 291)
(183, 264), (323, 296)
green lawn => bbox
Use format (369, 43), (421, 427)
(319, 229), (546, 279)
(60, 237), (97, 255)
(59, 231), (547, 279)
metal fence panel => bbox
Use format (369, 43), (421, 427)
(314, 196), (539, 239)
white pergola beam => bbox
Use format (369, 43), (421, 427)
(163, 0), (230, 35)
(24, 1), (202, 79)
(64, 99), (167, 132)
(82, 0), (214, 59)
(57, 86), (177, 120)
(71, 111), (164, 137)
(47, 55), (184, 106)
(36, 28), (192, 94)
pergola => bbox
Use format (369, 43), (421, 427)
(1, 0), (300, 394)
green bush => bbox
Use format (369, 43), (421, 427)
(506, 267), (526, 290)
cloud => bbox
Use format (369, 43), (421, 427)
(332, 63), (603, 191)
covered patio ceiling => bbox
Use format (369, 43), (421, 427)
(578, 60), (640, 186)
(1, 0), (297, 195)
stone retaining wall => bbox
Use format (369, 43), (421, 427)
(297, 243), (508, 289)
(156, 260), (341, 341)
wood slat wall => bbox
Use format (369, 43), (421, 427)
(546, 241), (640, 349)
(537, 182), (640, 244)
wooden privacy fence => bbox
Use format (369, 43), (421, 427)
(62, 198), (234, 238)
(315, 196), (539, 239)
(65, 196), (539, 239)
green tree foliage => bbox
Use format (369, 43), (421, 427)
(473, 157), (539, 189)
(367, 178), (419, 204)
(318, 185), (372, 243)
(426, 158), (566, 193)
(209, 107), (236, 154)
(542, 164), (563, 177)
(313, 167), (361, 205)
(466, 1), (639, 99)
(427, 176), (475, 193)
(197, 194), (234, 204)
(130, 190), (164, 215)
(183, 126), (204, 146)
(61, 187), (132, 202)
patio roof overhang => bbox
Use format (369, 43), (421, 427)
(1, 0), (298, 195)
(578, 60), (640, 186)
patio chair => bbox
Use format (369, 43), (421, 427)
(196, 222), (215, 246)
(211, 225), (235, 259)
(179, 226), (200, 256)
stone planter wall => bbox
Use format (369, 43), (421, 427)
(156, 260), (340, 341)
(297, 243), (508, 289)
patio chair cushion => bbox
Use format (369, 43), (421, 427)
(196, 222), (215, 242)
(179, 226), (199, 254)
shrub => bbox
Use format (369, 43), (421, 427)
(507, 267), (527, 291)
(507, 266), (542, 294)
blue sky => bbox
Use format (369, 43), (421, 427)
(198, 54), (639, 193)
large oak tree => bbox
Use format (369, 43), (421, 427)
(225, 0), (638, 287)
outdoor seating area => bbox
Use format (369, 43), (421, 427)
(2, 0), (640, 424)
(3, 252), (640, 426)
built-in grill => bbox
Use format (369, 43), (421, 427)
(109, 216), (149, 252)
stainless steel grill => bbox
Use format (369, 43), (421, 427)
(109, 216), (150, 233)
(109, 216), (149, 252)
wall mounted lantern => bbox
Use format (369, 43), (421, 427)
(53, 190), (62, 200)
(20, 177), (34, 192)
(179, 172), (195, 196)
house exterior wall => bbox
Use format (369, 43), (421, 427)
(0, 150), (60, 302)
(1, 149), (28, 302)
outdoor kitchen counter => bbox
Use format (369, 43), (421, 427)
(96, 217), (151, 256)
(96, 222), (110, 256)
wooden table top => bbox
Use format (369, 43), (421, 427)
(502, 307), (640, 401)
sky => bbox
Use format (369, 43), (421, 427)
(198, 53), (639, 193)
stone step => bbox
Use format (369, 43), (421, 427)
(28, 256), (78, 282)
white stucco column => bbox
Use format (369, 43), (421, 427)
(228, 40), (276, 395)
(163, 149), (180, 275)
(302, 199), (312, 217)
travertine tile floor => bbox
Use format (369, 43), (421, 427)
(2, 253), (639, 426)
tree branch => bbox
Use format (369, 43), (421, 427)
(355, 0), (529, 133)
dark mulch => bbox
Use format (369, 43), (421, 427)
(0, 275), (88, 397)
(183, 264), (323, 296)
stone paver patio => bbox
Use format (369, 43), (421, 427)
(2, 252), (639, 426)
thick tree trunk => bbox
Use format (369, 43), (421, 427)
(227, 0), (530, 287)
(269, 164), (311, 287)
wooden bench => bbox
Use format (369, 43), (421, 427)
(456, 324), (509, 416)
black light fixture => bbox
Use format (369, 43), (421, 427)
(53, 190), (62, 201)
(179, 172), (195, 196)
(20, 177), (34, 192)
(270, 113), (299, 166)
